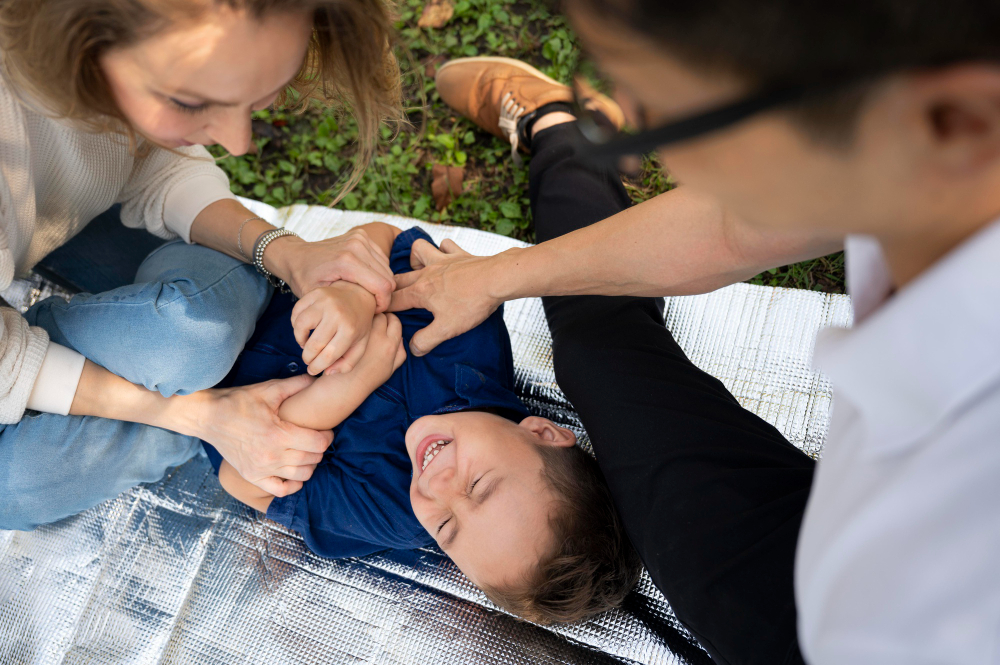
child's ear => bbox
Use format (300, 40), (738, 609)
(518, 416), (576, 447)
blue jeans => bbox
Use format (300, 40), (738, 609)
(0, 239), (271, 531)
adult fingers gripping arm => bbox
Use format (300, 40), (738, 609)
(219, 459), (276, 513)
(68, 361), (331, 497)
(189, 198), (396, 310)
(390, 187), (843, 354)
(283, 231), (395, 310)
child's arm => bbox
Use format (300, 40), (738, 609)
(278, 312), (407, 431)
(357, 222), (403, 258)
(291, 223), (403, 376)
(219, 308), (406, 512)
(219, 226), (405, 511)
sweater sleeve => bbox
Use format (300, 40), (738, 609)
(117, 143), (236, 243)
(0, 307), (55, 423)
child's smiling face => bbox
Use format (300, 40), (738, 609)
(405, 411), (577, 591)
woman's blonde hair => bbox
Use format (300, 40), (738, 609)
(0, 0), (402, 197)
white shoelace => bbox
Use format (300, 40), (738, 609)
(498, 91), (526, 166)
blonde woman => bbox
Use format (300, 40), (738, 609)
(0, 0), (401, 530)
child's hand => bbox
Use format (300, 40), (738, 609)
(291, 281), (377, 376)
(353, 312), (408, 387)
(275, 313), (406, 431)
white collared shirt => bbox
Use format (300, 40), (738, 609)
(796, 220), (1000, 664)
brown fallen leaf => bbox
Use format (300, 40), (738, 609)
(422, 54), (448, 78)
(431, 164), (465, 211)
(417, 0), (453, 28)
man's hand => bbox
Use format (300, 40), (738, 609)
(291, 281), (377, 376)
(389, 239), (506, 356)
(194, 374), (333, 497)
(270, 228), (396, 311)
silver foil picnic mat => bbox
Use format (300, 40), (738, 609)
(0, 202), (852, 664)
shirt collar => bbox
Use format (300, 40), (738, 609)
(815, 217), (1000, 455)
(843, 234), (895, 322)
(439, 364), (530, 423)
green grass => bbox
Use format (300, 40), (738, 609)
(209, 0), (845, 293)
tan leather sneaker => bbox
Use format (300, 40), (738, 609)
(435, 56), (624, 162)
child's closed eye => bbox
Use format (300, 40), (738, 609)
(437, 516), (452, 534)
(434, 478), (483, 535)
(466, 477), (482, 498)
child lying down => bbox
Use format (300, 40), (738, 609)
(206, 225), (641, 624)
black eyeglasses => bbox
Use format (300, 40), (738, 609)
(572, 78), (834, 162)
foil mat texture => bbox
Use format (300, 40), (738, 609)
(0, 201), (852, 664)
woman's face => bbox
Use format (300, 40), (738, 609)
(100, 6), (313, 155)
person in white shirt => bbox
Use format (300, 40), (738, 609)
(387, 1), (1000, 663)
(0, 0), (403, 531)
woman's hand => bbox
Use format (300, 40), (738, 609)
(190, 201), (396, 310)
(192, 374), (333, 497)
(389, 238), (509, 356)
(291, 281), (377, 376)
(219, 460), (275, 513)
(267, 228), (395, 311)
(70, 359), (331, 498)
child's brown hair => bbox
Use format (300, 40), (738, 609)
(483, 443), (643, 624)
(0, 0), (401, 197)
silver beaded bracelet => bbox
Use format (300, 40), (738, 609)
(252, 228), (298, 293)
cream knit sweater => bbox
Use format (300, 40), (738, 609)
(0, 75), (236, 424)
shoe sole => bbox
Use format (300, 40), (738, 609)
(436, 56), (567, 89)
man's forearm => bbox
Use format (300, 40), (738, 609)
(489, 188), (842, 300)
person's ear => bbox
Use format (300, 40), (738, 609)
(907, 64), (1000, 175)
(518, 416), (577, 447)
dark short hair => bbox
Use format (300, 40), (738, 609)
(565, 0), (1000, 136)
(483, 443), (642, 625)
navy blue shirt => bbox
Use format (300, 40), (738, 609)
(205, 228), (529, 558)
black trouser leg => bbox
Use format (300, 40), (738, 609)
(529, 123), (814, 665)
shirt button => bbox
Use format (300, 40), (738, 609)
(286, 361), (299, 372)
